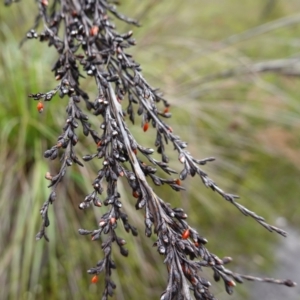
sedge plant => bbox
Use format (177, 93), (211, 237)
(4, 0), (297, 299)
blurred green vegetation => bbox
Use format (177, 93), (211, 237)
(1, 0), (300, 299)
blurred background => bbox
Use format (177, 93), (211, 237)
(1, 0), (300, 299)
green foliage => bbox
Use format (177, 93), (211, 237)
(1, 0), (300, 299)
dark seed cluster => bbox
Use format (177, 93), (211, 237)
(6, 0), (297, 299)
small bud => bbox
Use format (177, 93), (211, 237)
(79, 202), (88, 209)
(222, 257), (233, 264)
(49, 191), (56, 202)
(99, 220), (106, 227)
(94, 201), (102, 207)
(120, 247), (128, 257)
(158, 246), (166, 254)
(66, 158), (73, 166)
(178, 153), (186, 164)
(83, 155), (93, 161)
(45, 172), (52, 180)
(118, 238), (126, 245)
(284, 280), (297, 287)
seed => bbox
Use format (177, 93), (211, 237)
(94, 201), (102, 207)
(99, 220), (106, 227)
(178, 153), (186, 164)
(118, 238), (126, 245)
(37, 101), (44, 113)
(143, 122), (149, 132)
(132, 191), (139, 198)
(158, 246), (166, 254)
(227, 280), (236, 287)
(45, 172), (52, 180)
(191, 277), (197, 285)
(175, 179), (181, 186)
(163, 107), (169, 113)
(182, 229), (190, 239)
(90, 26), (99, 36)
(91, 275), (98, 284)
(182, 264), (191, 275)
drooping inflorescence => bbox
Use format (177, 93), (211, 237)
(5, 0), (296, 299)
